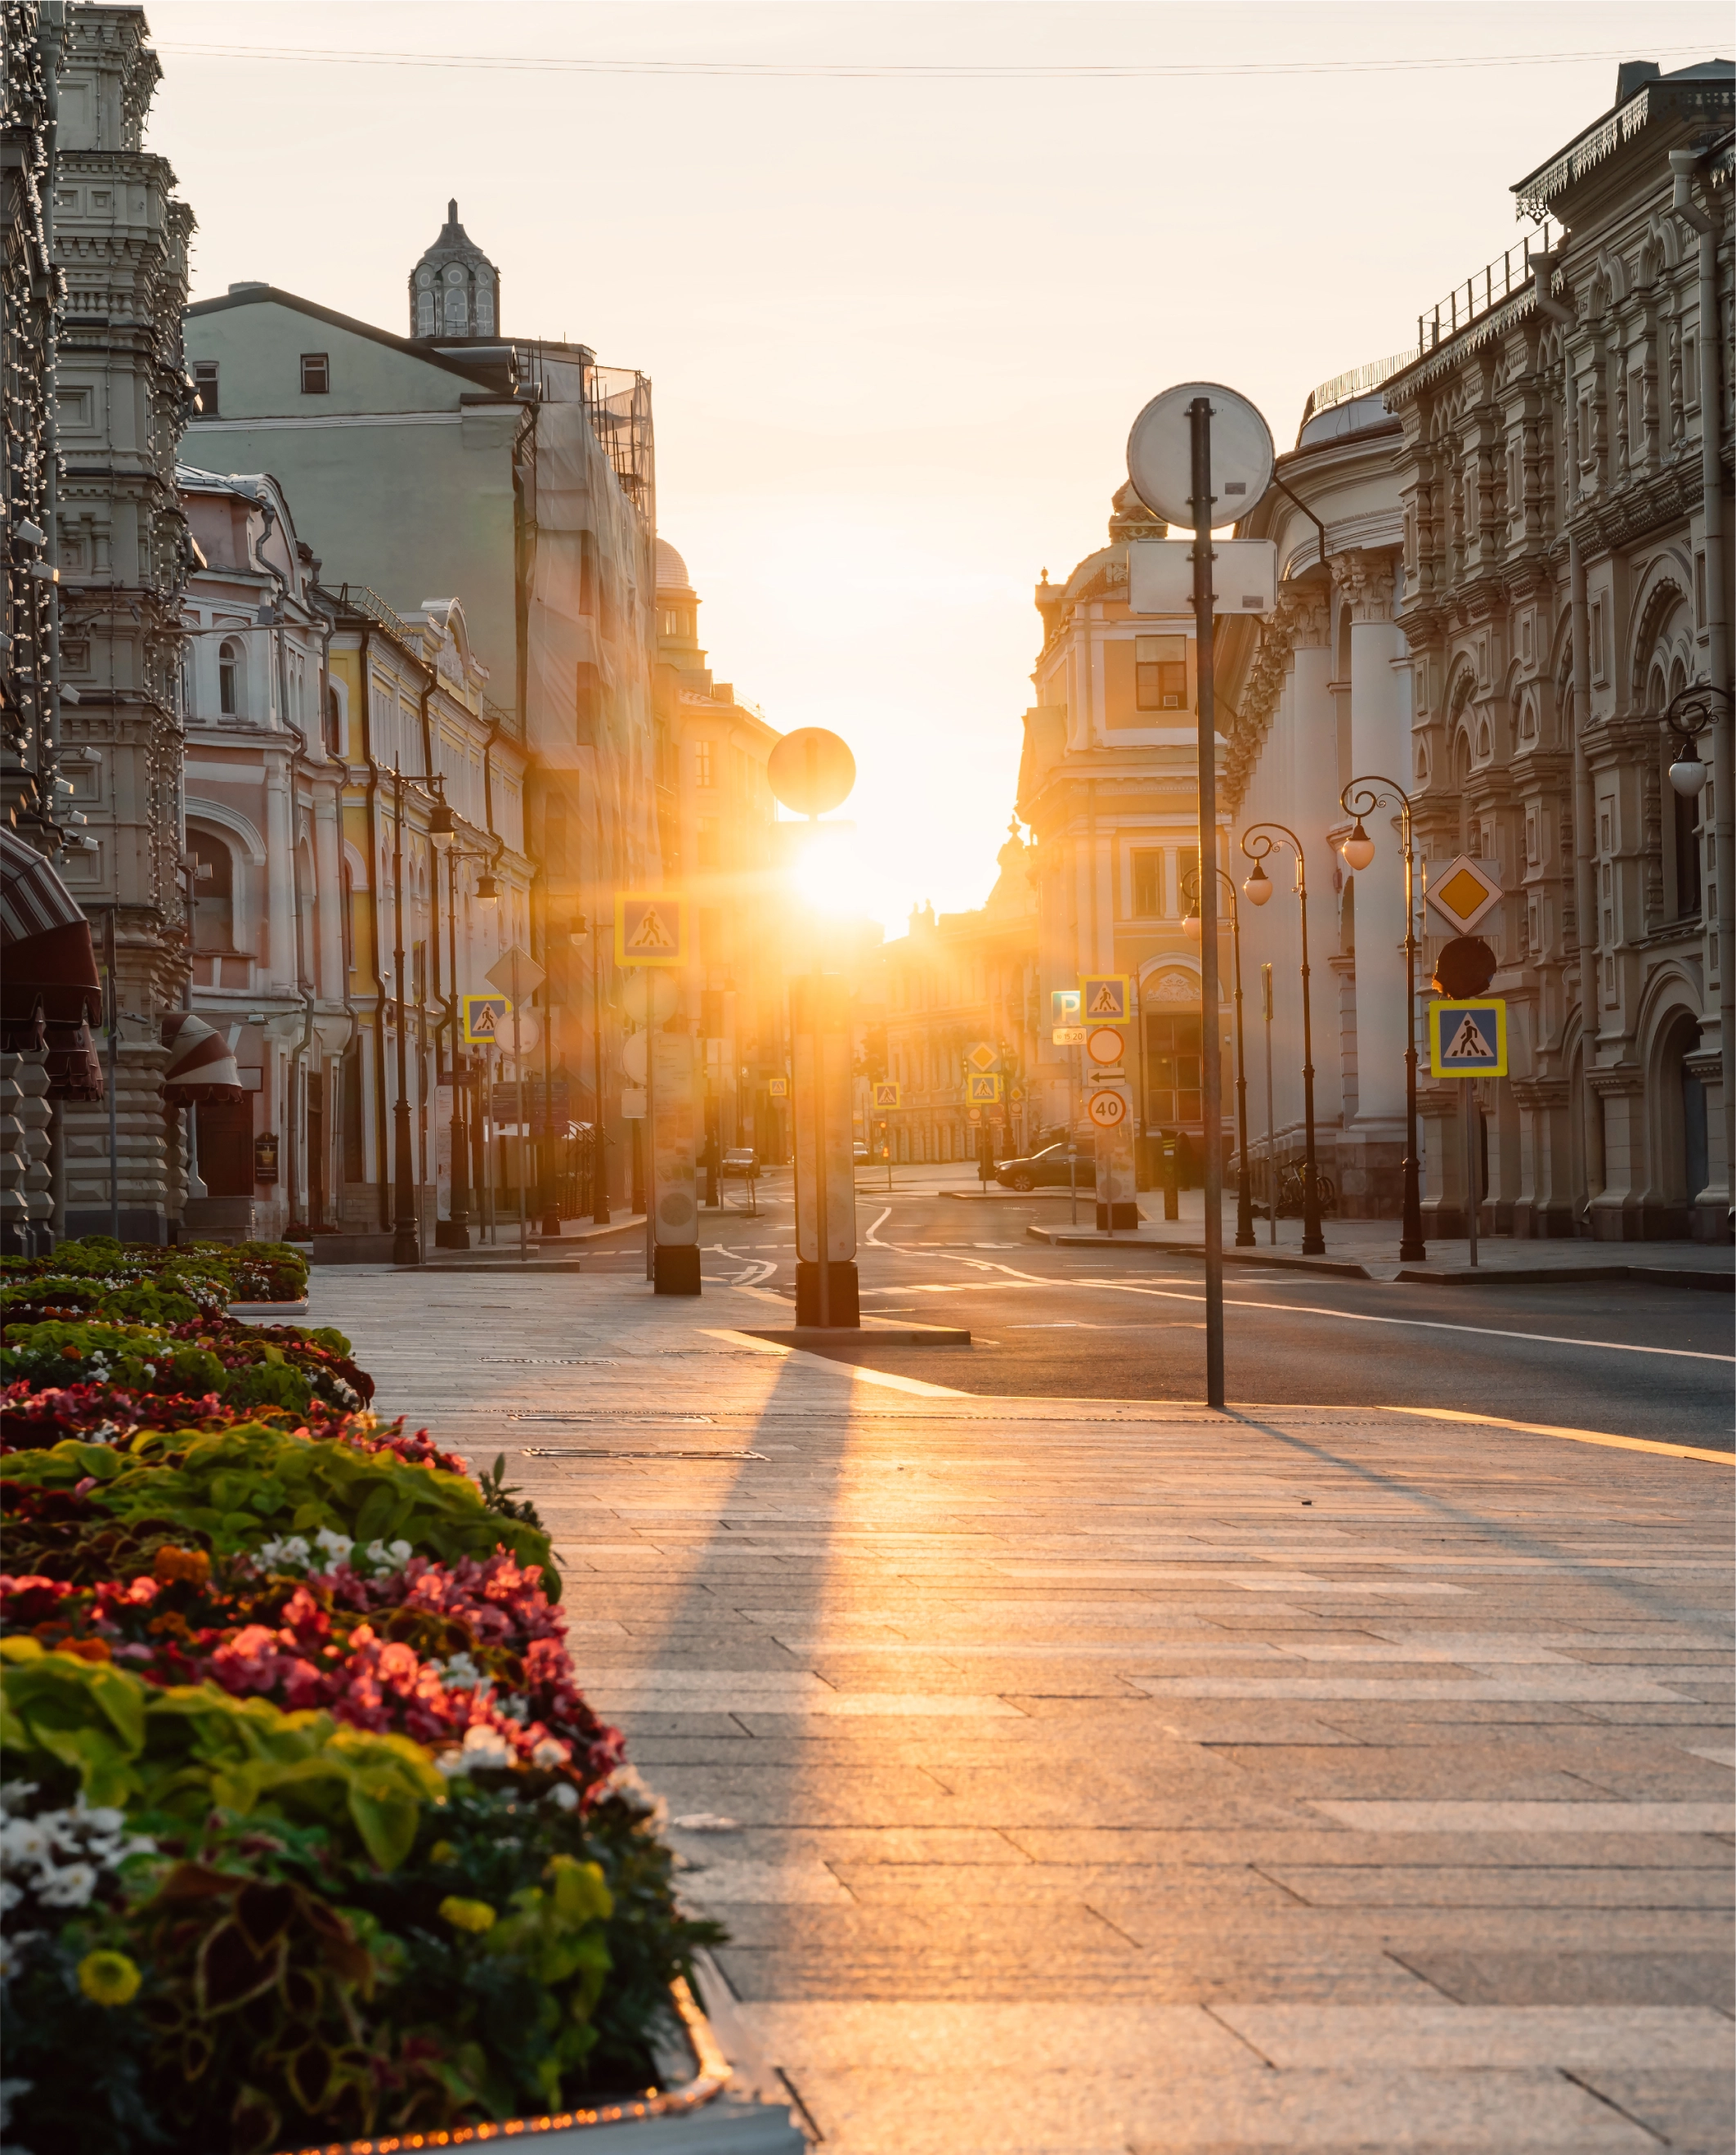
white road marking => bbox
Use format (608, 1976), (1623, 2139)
(864, 1205), (893, 1247)
(899, 1252), (1730, 1363)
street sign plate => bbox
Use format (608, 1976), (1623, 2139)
(1050, 988), (1081, 1025)
(1126, 381), (1276, 532)
(1128, 537), (1277, 617)
(461, 993), (509, 1045)
(1080, 974), (1130, 1024)
(871, 1080), (901, 1109)
(1086, 1026), (1126, 1066)
(615, 893), (686, 967)
(621, 1085), (648, 1119)
(1426, 854), (1502, 936)
(967, 1072), (1003, 1104)
(484, 944), (545, 997)
(1428, 998), (1508, 1077)
(768, 1077), (788, 1098)
(1086, 1088), (1128, 1129)
(1052, 1026), (1087, 1046)
(966, 1042), (999, 1074)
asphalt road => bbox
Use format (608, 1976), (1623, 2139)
(584, 1180), (1735, 1451)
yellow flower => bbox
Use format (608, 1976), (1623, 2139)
(78, 1951), (142, 2006)
(438, 1896), (497, 1933)
(428, 1841), (456, 1865)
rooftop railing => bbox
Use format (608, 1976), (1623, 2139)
(1302, 350), (1415, 422)
(1418, 218), (1560, 355)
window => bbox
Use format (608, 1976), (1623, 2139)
(1145, 1012), (1204, 1130)
(325, 685), (342, 756)
(1136, 635), (1187, 712)
(474, 280), (495, 335)
(218, 639), (242, 716)
(695, 742), (714, 788)
(417, 291), (434, 336)
(192, 361), (219, 416)
(1674, 784), (1702, 920)
(191, 834), (236, 951)
(1132, 847), (1163, 917)
(299, 353), (329, 395)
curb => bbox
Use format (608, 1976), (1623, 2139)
(738, 1320), (971, 1347)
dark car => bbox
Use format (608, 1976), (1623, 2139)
(994, 1142), (1094, 1192)
(720, 1147), (758, 1178)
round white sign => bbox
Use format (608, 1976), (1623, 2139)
(1086, 1026), (1126, 1066)
(621, 1032), (648, 1084)
(1086, 1089), (1128, 1129)
(1126, 381), (1275, 532)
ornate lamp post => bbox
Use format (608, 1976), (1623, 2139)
(1240, 822), (1324, 1255)
(1183, 864), (1255, 1247)
(1339, 774), (1426, 1261)
(1663, 682), (1730, 797)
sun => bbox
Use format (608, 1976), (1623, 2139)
(787, 822), (864, 916)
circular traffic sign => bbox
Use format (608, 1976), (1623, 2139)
(967, 1107), (982, 1122)
(1086, 1026), (1125, 1066)
(1126, 381), (1275, 532)
(1086, 1089), (1128, 1129)
(768, 727), (855, 816)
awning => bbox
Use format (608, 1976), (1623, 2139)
(1, 828), (105, 1098)
(162, 1011), (245, 1103)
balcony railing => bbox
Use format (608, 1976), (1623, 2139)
(1418, 219), (1560, 355)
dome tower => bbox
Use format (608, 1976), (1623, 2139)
(409, 200), (500, 340)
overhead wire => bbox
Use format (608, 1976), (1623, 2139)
(153, 40), (1719, 83)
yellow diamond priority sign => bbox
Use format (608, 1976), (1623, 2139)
(1426, 855), (1501, 936)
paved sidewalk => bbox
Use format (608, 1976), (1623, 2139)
(316, 1268), (1735, 2155)
(1022, 1194), (1734, 1287)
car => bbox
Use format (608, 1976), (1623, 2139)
(720, 1147), (758, 1178)
(852, 1139), (870, 1165)
(994, 1142), (1095, 1192)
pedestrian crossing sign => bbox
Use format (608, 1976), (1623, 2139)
(1429, 998), (1507, 1077)
(1079, 974), (1130, 1025)
(768, 1077), (788, 1097)
(461, 993), (510, 1045)
(872, 1080), (901, 1109)
(967, 1073), (1003, 1104)
(615, 893), (686, 967)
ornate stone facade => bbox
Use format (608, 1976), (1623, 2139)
(1387, 60), (1732, 1241)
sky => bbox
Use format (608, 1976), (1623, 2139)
(146, 0), (1730, 937)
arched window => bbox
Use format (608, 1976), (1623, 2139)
(191, 833), (236, 951)
(417, 290), (434, 335)
(326, 684), (343, 756)
(474, 280), (494, 335)
(218, 639), (242, 716)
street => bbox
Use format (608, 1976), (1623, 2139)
(321, 1253), (1736, 2155)
(577, 1175), (1735, 1451)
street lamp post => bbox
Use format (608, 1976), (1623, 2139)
(1240, 821), (1324, 1255)
(386, 766), (434, 1267)
(1339, 775), (1426, 1261)
(1183, 864), (1255, 1247)
(1662, 682), (1734, 1237)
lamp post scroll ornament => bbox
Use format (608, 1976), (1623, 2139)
(1240, 821), (1325, 1256)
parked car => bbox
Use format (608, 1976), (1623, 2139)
(721, 1147), (758, 1178)
(994, 1142), (1094, 1192)
(852, 1139), (870, 1165)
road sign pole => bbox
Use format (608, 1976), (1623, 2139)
(1191, 396), (1226, 1411)
(1262, 962), (1276, 1248)
(1464, 1083), (1478, 1268)
(511, 946), (526, 1265)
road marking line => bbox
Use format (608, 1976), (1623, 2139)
(922, 1253), (1731, 1362)
(864, 1205), (893, 1246)
(1380, 1405), (1733, 1465)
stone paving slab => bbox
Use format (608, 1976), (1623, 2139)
(314, 1269), (1735, 2155)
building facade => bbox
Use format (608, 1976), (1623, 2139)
(1016, 486), (1231, 1179)
(1385, 59), (1733, 1240)
(177, 467), (348, 1241)
(46, 4), (196, 1239)
(651, 539), (783, 1160)
(880, 827), (1041, 1165)
(182, 230), (658, 1211)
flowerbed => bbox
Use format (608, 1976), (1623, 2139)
(1, 1239), (718, 2155)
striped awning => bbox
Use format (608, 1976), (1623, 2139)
(0, 828), (87, 944)
(0, 830), (105, 1098)
(162, 1012), (245, 1103)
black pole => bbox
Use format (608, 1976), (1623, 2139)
(1341, 777), (1426, 1262)
(1229, 879), (1254, 1246)
(590, 926), (610, 1223)
(1189, 395), (1226, 1409)
(1296, 848), (1324, 1255)
(446, 851), (470, 1246)
(391, 768), (419, 1266)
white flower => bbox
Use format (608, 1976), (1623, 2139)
(0, 1819), (50, 1870)
(529, 1738), (569, 1768)
(361, 1538), (412, 1574)
(35, 1861), (96, 1908)
(496, 1695), (527, 1724)
(313, 1526), (354, 1563)
(0, 1883), (20, 1915)
(433, 1652), (484, 1691)
(599, 1764), (668, 1830)
(546, 1782), (579, 1811)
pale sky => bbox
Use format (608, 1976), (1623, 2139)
(149, 1), (1729, 937)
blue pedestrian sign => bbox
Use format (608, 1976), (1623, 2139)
(1429, 998), (1507, 1077)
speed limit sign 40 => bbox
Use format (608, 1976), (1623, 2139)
(1087, 1089), (1128, 1129)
